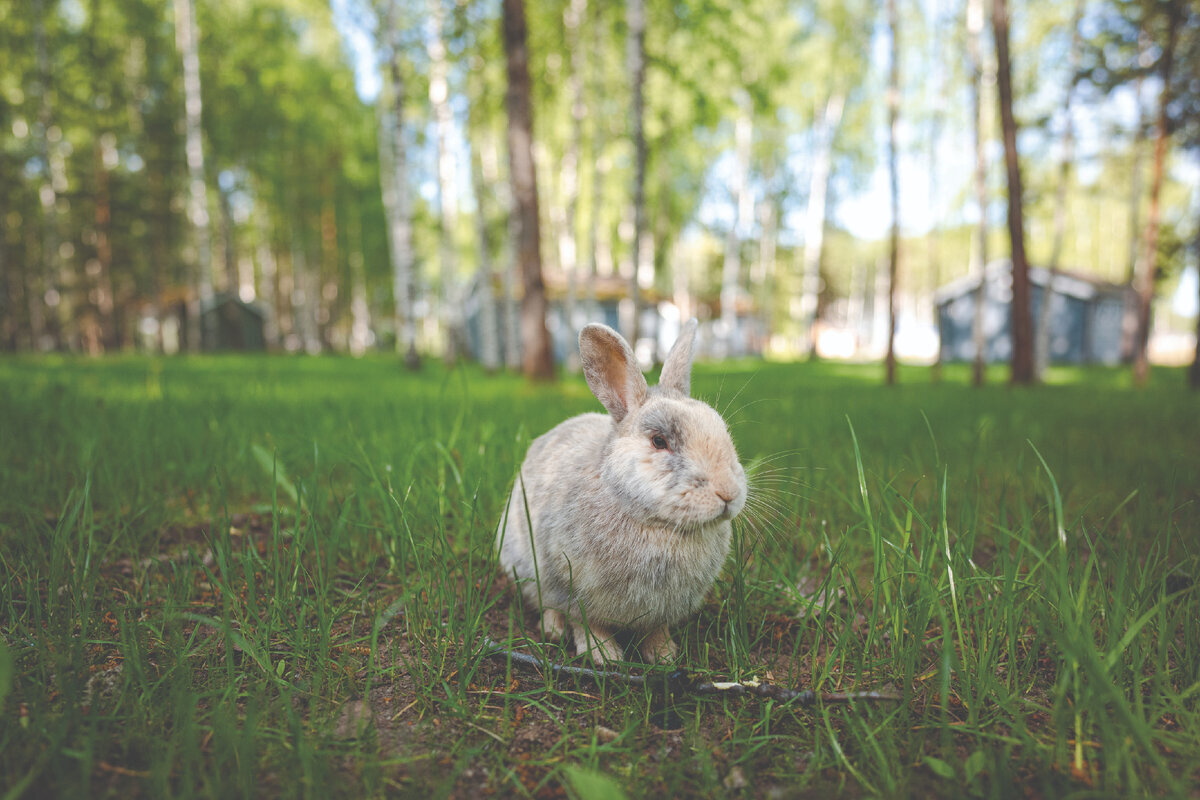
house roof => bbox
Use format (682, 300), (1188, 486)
(199, 291), (267, 318)
(935, 260), (1132, 304)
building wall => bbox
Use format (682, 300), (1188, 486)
(937, 277), (1124, 365)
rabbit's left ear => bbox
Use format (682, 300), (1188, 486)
(659, 318), (698, 396)
(580, 323), (649, 423)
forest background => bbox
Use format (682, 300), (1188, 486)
(1, 0), (1199, 386)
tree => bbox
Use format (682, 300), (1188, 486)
(427, 0), (462, 365)
(966, 0), (990, 386)
(788, 0), (873, 359)
(720, 90), (752, 356)
(502, 0), (554, 380)
(556, 0), (587, 367)
(378, 0), (420, 369)
(992, 0), (1034, 385)
(1034, 0), (1086, 380)
(1131, 0), (1185, 387)
(626, 0), (648, 346)
(173, 0), (213, 352)
(884, 0), (901, 386)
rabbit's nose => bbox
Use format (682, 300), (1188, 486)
(715, 488), (734, 503)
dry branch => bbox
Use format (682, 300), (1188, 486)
(480, 635), (902, 706)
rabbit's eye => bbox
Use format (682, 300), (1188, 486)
(651, 434), (669, 451)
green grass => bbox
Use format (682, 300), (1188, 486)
(0, 354), (1197, 798)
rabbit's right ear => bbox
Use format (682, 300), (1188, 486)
(580, 324), (648, 423)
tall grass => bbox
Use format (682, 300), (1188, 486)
(0, 354), (1196, 797)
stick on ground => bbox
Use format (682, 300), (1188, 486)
(480, 635), (902, 706)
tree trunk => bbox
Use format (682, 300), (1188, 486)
(626, 0), (647, 346)
(502, 0), (554, 380)
(347, 207), (371, 356)
(31, 0), (59, 351)
(1121, 29), (1150, 362)
(967, 0), (989, 386)
(471, 143), (501, 372)
(721, 90), (752, 357)
(427, 0), (461, 365)
(318, 173), (339, 350)
(558, 0), (587, 368)
(885, 0), (900, 386)
(927, 0), (944, 383)
(1190, 244), (1200, 390)
(378, 1), (420, 369)
(255, 203), (279, 348)
(174, 0), (213, 352)
(800, 92), (844, 359)
(219, 182), (238, 295)
(290, 227), (320, 354)
(1034, 0), (1084, 380)
(992, 0), (1034, 385)
(755, 190), (778, 352)
(1132, 0), (1183, 388)
(585, 14), (607, 321)
(92, 137), (118, 351)
(489, 136), (521, 371)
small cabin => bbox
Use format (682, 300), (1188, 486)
(200, 292), (267, 351)
(935, 261), (1134, 365)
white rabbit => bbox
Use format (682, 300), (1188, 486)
(497, 320), (746, 663)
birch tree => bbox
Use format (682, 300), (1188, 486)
(967, 0), (990, 386)
(427, 0), (461, 364)
(720, 90), (753, 356)
(557, 0), (587, 366)
(30, 0), (57, 350)
(377, 0), (420, 369)
(626, 0), (648, 346)
(174, 0), (213, 351)
(884, 0), (901, 386)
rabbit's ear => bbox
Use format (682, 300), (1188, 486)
(580, 324), (648, 423)
(659, 318), (698, 396)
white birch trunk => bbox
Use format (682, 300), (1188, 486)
(625, 0), (647, 345)
(800, 92), (845, 356)
(30, 0), (56, 350)
(254, 204), (279, 347)
(967, 0), (989, 385)
(584, 7), (606, 317)
(427, 0), (460, 364)
(347, 208), (371, 356)
(174, 0), (212, 352)
(558, 0), (587, 367)
(719, 90), (752, 356)
(884, 0), (900, 385)
(754, 193), (777, 351)
(489, 134), (521, 371)
(471, 140), (500, 372)
(378, 1), (419, 368)
(1121, 30), (1150, 360)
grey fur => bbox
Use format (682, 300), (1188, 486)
(496, 321), (747, 663)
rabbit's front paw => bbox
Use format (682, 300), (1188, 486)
(540, 608), (567, 642)
(573, 623), (623, 664)
(639, 625), (679, 663)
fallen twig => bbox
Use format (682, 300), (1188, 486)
(480, 635), (902, 706)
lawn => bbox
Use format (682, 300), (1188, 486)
(0, 355), (1197, 798)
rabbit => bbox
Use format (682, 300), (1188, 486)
(496, 319), (747, 664)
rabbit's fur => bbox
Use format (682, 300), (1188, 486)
(497, 320), (746, 663)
